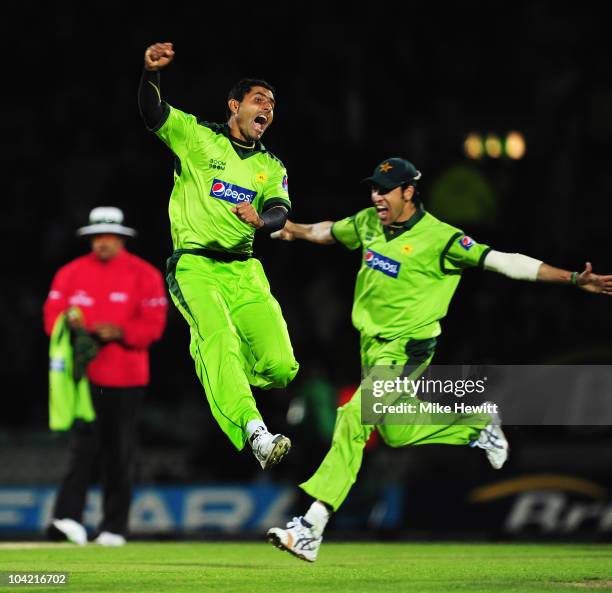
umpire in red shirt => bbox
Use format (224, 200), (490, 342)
(43, 207), (167, 546)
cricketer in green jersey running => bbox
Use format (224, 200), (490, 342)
(138, 42), (299, 470)
(266, 157), (612, 562)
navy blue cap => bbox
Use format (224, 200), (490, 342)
(362, 157), (422, 191)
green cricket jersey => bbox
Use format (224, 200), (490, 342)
(153, 104), (291, 255)
(331, 207), (492, 340)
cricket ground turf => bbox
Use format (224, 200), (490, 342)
(1, 542), (611, 592)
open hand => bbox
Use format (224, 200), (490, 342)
(576, 262), (612, 295)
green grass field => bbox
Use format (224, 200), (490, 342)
(1, 542), (611, 592)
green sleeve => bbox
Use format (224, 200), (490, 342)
(261, 161), (291, 210)
(331, 215), (361, 250)
(441, 232), (492, 274)
(154, 104), (196, 157)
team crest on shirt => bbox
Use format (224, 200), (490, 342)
(458, 236), (475, 251)
(255, 172), (267, 184)
(402, 244), (413, 255)
(281, 175), (289, 192)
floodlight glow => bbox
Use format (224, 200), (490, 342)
(506, 131), (526, 159)
(485, 134), (502, 158)
(464, 133), (484, 159)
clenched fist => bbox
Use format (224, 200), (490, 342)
(231, 202), (264, 229)
(144, 42), (175, 71)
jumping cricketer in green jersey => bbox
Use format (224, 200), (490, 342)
(138, 42), (299, 469)
(266, 157), (612, 562)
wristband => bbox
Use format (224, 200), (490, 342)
(570, 271), (578, 286)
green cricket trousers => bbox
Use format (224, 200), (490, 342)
(166, 250), (299, 450)
(300, 334), (489, 510)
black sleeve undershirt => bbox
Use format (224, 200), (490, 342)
(260, 205), (288, 233)
(138, 69), (164, 130)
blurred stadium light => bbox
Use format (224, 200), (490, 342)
(485, 134), (503, 158)
(506, 131), (526, 159)
(464, 133), (484, 159)
(464, 131), (526, 160)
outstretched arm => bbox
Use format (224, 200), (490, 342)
(138, 42), (175, 129)
(484, 251), (612, 295)
(538, 261), (612, 294)
(271, 220), (336, 245)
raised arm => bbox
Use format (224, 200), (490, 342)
(138, 42), (175, 129)
(271, 220), (336, 245)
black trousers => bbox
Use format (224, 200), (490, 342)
(52, 384), (145, 536)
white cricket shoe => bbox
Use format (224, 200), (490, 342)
(470, 405), (509, 469)
(52, 518), (88, 545)
(267, 516), (322, 562)
(94, 531), (126, 546)
(250, 428), (291, 469)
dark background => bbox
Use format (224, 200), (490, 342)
(2, 3), (611, 528)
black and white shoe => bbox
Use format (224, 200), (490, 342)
(250, 428), (291, 470)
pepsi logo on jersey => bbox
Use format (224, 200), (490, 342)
(458, 236), (475, 251)
(209, 179), (257, 205)
(364, 249), (401, 278)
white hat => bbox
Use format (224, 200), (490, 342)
(77, 207), (137, 238)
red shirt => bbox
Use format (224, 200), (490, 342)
(43, 249), (168, 387)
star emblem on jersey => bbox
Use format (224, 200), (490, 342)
(379, 162), (393, 173)
(255, 172), (267, 183)
(402, 245), (413, 255)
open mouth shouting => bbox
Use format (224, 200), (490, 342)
(252, 113), (269, 135)
(375, 203), (391, 224)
